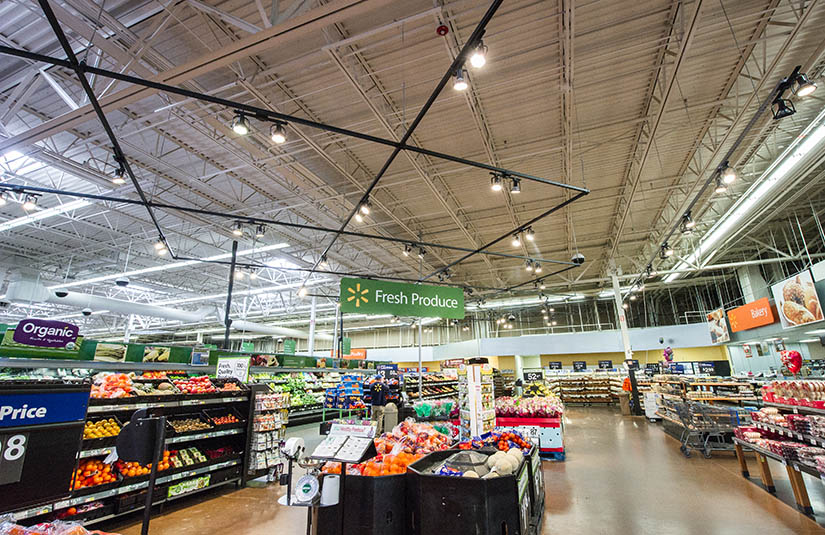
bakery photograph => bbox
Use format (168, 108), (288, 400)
(771, 270), (825, 328)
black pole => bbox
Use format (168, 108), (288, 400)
(338, 313), (344, 358)
(140, 416), (166, 535)
(223, 240), (238, 349)
(628, 368), (642, 416)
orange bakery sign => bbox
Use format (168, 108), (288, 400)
(727, 297), (777, 332)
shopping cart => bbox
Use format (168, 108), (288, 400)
(673, 401), (751, 458)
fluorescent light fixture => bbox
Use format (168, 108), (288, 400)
(665, 109), (825, 283)
(50, 242), (290, 289)
(0, 199), (91, 232)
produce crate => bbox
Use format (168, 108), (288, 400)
(406, 449), (532, 535)
(210, 378), (248, 396)
(203, 407), (246, 428)
(82, 415), (124, 448)
(166, 412), (214, 436)
(496, 417), (564, 458)
(316, 473), (406, 535)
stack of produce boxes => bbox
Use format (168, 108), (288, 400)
(324, 374), (365, 409)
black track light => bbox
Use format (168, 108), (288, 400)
(270, 122), (287, 144)
(255, 224), (266, 238)
(453, 68), (468, 91)
(231, 112), (250, 135)
(359, 198), (371, 215)
(403, 243), (412, 257)
(470, 40), (488, 69)
(772, 97), (795, 120)
(794, 72), (817, 97)
(490, 173), (503, 192)
(680, 212), (695, 233)
(714, 176), (727, 194)
(232, 221), (243, 237)
(112, 166), (126, 185)
(510, 177), (521, 194)
(525, 227), (535, 241)
(417, 247), (426, 259)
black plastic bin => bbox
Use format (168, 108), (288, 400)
(525, 446), (545, 519)
(315, 472), (406, 535)
(406, 449), (532, 535)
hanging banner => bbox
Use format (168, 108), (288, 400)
(727, 297), (776, 332)
(706, 308), (730, 344)
(283, 339), (297, 355)
(340, 277), (464, 319)
(771, 269), (825, 329)
(11, 319), (79, 349)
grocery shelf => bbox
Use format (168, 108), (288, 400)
(733, 438), (819, 478)
(87, 396), (245, 413)
(752, 421), (825, 447)
(411, 392), (458, 400)
(166, 427), (244, 444)
(764, 401), (825, 415)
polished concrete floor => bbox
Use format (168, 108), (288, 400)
(105, 407), (825, 534)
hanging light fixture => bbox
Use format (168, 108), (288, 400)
(232, 222), (243, 237)
(112, 166), (126, 185)
(319, 255), (329, 269)
(512, 233), (521, 247)
(534, 263), (543, 274)
(270, 122), (287, 144)
(714, 176), (727, 194)
(21, 194), (36, 211)
(298, 286), (308, 297)
(540, 282), (546, 290)
(231, 112), (250, 135)
(234, 270), (245, 280)
(662, 242), (674, 257)
(509, 177), (521, 194)
(453, 68), (468, 91)
(249, 271), (258, 280)
(255, 224), (266, 238)
(771, 97), (795, 120)
(721, 164), (737, 184)
(794, 72), (817, 97)
(525, 227), (535, 241)
(359, 198), (371, 215)
(403, 243), (412, 257)
(525, 260), (533, 272)
(683, 211), (696, 229)
(418, 247), (426, 259)
(354, 212), (364, 223)
(490, 173), (503, 192)
(470, 40), (488, 69)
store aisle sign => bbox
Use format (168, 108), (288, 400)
(11, 318), (79, 349)
(727, 298), (776, 332)
(216, 356), (250, 383)
(573, 361), (586, 372)
(598, 360), (613, 369)
(340, 277), (464, 319)
(0, 392), (89, 428)
(547, 362), (562, 370)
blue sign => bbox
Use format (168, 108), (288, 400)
(0, 392), (89, 428)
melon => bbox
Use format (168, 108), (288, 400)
(463, 470), (479, 478)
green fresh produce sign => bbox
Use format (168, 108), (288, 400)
(340, 277), (464, 319)
(283, 339), (296, 355)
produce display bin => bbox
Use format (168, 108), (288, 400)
(496, 417), (564, 459)
(406, 449), (533, 535)
(316, 473), (407, 535)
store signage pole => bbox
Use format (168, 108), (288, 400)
(223, 240), (238, 350)
(611, 271), (641, 415)
(331, 301), (340, 360)
(308, 296), (317, 358)
(418, 256), (423, 394)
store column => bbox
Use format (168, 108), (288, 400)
(737, 265), (770, 302)
(612, 270), (641, 415)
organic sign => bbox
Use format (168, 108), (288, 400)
(573, 361), (586, 372)
(727, 298), (776, 332)
(598, 360), (613, 369)
(11, 318), (79, 349)
(216, 356), (250, 383)
(340, 277), (464, 319)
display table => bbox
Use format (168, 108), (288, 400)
(496, 417), (564, 460)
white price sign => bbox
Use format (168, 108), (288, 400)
(0, 433), (29, 485)
(216, 357), (250, 383)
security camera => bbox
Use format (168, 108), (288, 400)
(277, 338), (284, 344)
(115, 277), (130, 287)
(54, 290), (69, 298)
(81, 307), (93, 316)
(571, 253), (585, 265)
(507, 314), (516, 322)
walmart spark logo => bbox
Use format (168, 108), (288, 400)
(346, 282), (369, 308)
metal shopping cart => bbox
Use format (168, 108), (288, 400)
(673, 401), (752, 458)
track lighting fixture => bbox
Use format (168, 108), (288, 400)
(659, 242), (673, 260)
(470, 40), (487, 69)
(551, 320), (557, 326)
(21, 194), (36, 211)
(683, 211), (696, 229)
(234, 270), (245, 280)
(794, 72), (817, 97)
(231, 112), (250, 135)
(453, 68), (468, 91)
(533, 281), (539, 289)
(525, 260), (533, 272)
(355, 212), (364, 223)
(512, 233), (521, 247)
(509, 177), (521, 194)
(0, 191), (6, 206)
(270, 122), (287, 144)
(112, 166), (126, 185)
(298, 286), (308, 297)
(403, 243), (412, 257)
(359, 199), (371, 215)
(319, 255), (329, 269)
(540, 282), (546, 290)
(771, 97), (795, 120)
(525, 227), (535, 241)
(534, 263), (543, 275)
(721, 165), (737, 184)
(438, 273), (446, 282)
(418, 247), (426, 259)
(154, 238), (165, 251)
(443, 268), (451, 279)
(463, 325), (470, 332)
(714, 176), (727, 194)
(255, 224), (266, 238)
(490, 173), (503, 192)
(249, 271), (258, 280)
(232, 222), (243, 237)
